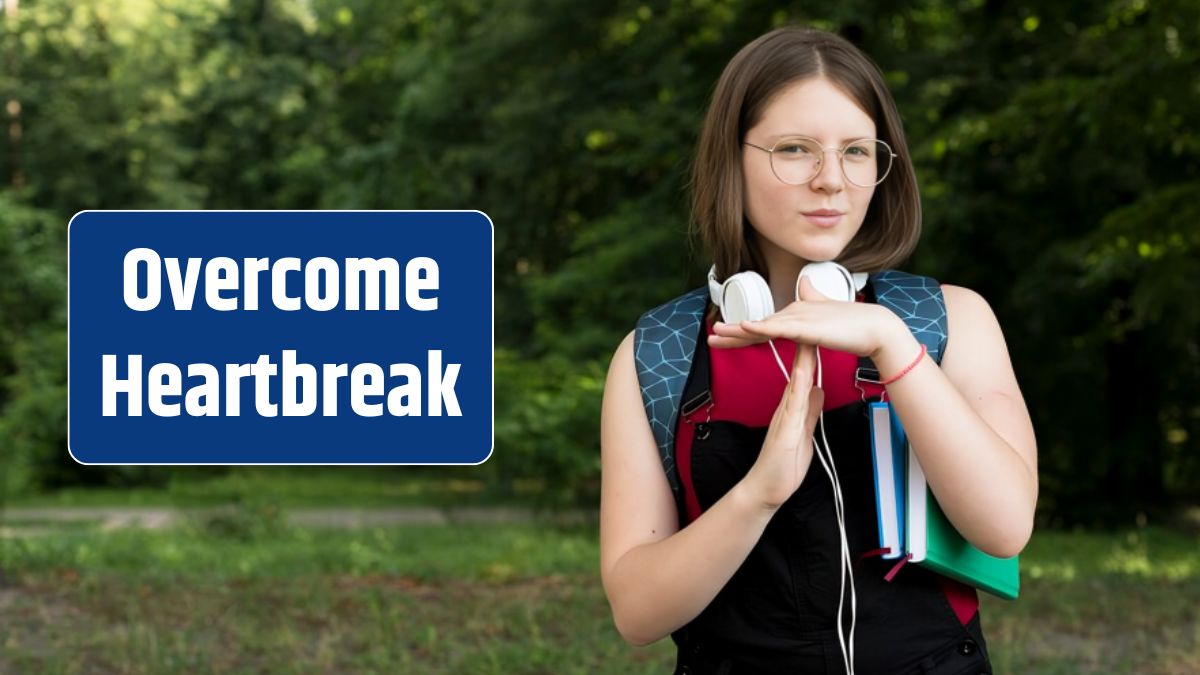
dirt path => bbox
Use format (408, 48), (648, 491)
(0, 505), (596, 536)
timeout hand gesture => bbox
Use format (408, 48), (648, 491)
(708, 275), (900, 359)
(741, 341), (825, 510)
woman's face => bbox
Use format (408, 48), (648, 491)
(742, 77), (878, 269)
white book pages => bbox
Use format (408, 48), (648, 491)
(906, 442), (928, 563)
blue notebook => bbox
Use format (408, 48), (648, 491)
(868, 402), (906, 560)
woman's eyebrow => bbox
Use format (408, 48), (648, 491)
(766, 132), (875, 144)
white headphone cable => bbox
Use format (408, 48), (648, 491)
(814, 350), (857, 675)
(769, 339), (857, 675)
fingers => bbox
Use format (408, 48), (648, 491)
(738, 317), (799, 340)
(792, 342), (815, 389)
(708, 322), (769, 349)
(770, 349), (822, 452)
(707, 334), (765, 350)
(797, 275), (831, 302)
(784, 373), (823, 449)
(712, 321), (759, 338)
(795, 342), (815, 379)
(785, 344), (816, 417)
(714, 310), (804, 342)
(804, 386), (825, 437)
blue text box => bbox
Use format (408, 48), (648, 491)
(68, 210), (493, 464)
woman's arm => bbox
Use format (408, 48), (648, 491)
(711, 278), (1038, 559)
(870, 284), (1038, 558)
(599, 330), (820, 646)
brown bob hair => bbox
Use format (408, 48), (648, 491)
(691, 27), (922, 294)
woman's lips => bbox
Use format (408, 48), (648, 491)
(803, 212), (842, 228)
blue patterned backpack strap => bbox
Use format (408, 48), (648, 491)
(869, 270), (948, 364)
(632, 286), (709, 520)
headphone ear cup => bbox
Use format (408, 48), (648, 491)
(720, 271), (774, 323)
(798, 261), (855, 303)
(707, 265), (724, 307)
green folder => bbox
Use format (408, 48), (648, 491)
(906, 444), (1020, 600)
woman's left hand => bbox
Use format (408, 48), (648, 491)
(709, 275), (903, 358)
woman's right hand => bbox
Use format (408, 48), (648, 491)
(740, 342), (825, 511)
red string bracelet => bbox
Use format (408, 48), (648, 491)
(880, 344), (927, 386)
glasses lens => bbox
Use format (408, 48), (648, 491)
(842, 139), (893, 187)
(769, 137), (822, 185)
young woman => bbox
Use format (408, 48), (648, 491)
(599, 27), (1037, 674)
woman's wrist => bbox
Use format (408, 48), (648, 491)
(870, 311), (923, 378)
(733, 472), (785, 514)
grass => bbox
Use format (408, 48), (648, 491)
(0, 518), (663, 675)
(981, 526), (1200, 674)
(0, 518), (1196, 674)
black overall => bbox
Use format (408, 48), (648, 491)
(670, 323), (993, 675)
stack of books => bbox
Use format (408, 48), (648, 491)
(869, 402), (1020, 600)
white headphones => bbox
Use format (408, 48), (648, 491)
(706, 260), (867, 675)
(707, 261), (867, 322)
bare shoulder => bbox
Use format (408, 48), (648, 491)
(940, 284), (997, 325)
(604, 330), (639, 401)
(611, 329), (636, 369)
(939, 284), (1011, 382)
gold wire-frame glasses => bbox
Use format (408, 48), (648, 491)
(744, 135), (897, 188)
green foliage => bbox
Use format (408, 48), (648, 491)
(0, 0), (1196, 521)
(0, 195), (66, 495)
(491, 348), (606, 508)
(894, 0), (1200, 523)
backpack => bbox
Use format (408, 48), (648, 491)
(633, 270), (949, 523)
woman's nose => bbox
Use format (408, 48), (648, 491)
(808, 155), (844, 193)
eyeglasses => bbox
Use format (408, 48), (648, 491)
(744, 136), (897, 188)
